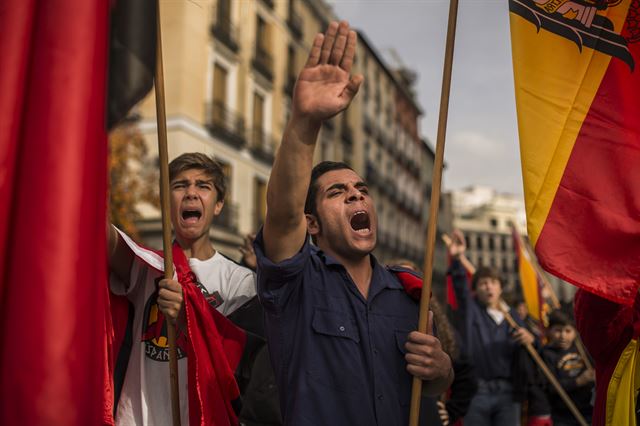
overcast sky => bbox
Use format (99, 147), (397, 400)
(328, 0), (524, 195)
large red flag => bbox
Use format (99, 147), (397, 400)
(0, 1), (111, 424)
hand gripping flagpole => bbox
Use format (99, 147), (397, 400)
(154, 1), (181, 425)
(409, 0), (459, 424)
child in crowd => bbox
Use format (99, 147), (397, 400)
(541, 309), (594, 426)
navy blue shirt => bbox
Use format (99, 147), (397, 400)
(449, 259), (524, 381)
(254, 231), (423, 426)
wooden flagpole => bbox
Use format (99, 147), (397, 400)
(501, 308), (589, 426)
(409, 0), (459, 424)
(154, 1), (181, 425)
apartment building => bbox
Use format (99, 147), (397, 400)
(129, 0), (450, 269)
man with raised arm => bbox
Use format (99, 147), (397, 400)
(254, 21), (453, 425)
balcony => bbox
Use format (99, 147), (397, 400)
(287, 11), (303, 40)
(341, 123), (353, 145)
(363, 114), (374, 135)
(215, 201), (238, 232)
(210, 19), (238, 52)
(365, 160), (381, 187)
(249, 127), (276, 164)
(205, 101), (246, 149)
(252, 46), (273, 81)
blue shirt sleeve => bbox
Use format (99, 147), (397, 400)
(253, 228), (310, 312)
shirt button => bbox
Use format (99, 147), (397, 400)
(373, 349), (378, 356)
(377, 394), (384, 400)
(339, 326), (345, 332)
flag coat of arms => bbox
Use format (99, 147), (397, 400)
(510, 0), (640, 305)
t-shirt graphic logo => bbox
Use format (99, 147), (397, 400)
(141, 292), (187, 361)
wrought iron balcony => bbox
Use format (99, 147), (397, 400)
(210, 19), (238, 52)
(205, 101), (246, 149)
(260, 0), (274, 8)
(252, 46), (273, 81)
(287, 11), (303, 39)
(249, 127), (276, 164)
(215, 201), (238, 232)
(341, 123), (353, 145)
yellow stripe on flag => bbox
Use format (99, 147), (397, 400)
(517, 241), (541, 321)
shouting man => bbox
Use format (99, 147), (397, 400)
(254, 21), (453, 425)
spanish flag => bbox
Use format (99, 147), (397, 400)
(510, 0), (640, 305)
(513, 227), (545, 323)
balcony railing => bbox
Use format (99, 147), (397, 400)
(253, 46), (273, 81)
(363, 114), (374, 135)
(205, 101), (246, 149)
(215, 201), (238, 232)
(211, 18), (239, 52)
(365, 160), (381, 187)
(249, 127), (276, 164)
(260, 0), (274, 8)
(341, 123), (353, 145)
(287, 11), (303, 39)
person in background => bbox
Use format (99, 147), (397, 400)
(447, 230), (535, 426)
(541, 309), (594, 426)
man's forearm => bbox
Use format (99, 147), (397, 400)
(266, 116), (320, 228)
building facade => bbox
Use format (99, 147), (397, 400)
(451, 185), (574, 301)
(127, 0), (450, 271)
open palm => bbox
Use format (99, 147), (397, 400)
(292, 21), (363, 123)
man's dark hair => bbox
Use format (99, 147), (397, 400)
(471, 266), (502, 290)
(304, 161), (355, 216)
(169, 152), (226, 201)
(548, 308), (575, 328)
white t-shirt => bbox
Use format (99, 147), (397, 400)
(110, 229), (256, 426)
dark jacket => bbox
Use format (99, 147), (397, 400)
(449, 259), (530, 401)
(540, 343), (593, 422)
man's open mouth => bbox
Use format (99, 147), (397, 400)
(182, 209), (202, 223)
(350, 211), (371, 234)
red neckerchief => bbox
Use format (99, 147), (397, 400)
(171, 242), (245, 426)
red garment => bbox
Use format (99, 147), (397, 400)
(108, 242), (246, 426)
(574, 289), (640, 426)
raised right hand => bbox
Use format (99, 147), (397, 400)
(291, 21), (363, 125)
(447, 229), (466, 258)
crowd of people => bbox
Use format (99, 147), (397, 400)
(106, 20), (638, 426)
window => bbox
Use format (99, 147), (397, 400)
(212, 64), (228, 125)
(252, 92), (265, 147)
(254, 177), (267, 230)
(217, 0), (231, 24)
(477, 234), (483, 250)
(490, 218), (498, 228)
(218, 160), (232, 201)
(489, 236), (495, 251)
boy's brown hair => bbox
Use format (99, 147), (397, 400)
(471, 266), (502, 290)
(168, 152), (227, 202)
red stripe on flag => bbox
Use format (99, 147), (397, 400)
(536, 16), (640, 305)
(0, 1), (111, 424)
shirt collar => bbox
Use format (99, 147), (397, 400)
(313, 245), (403, 292)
